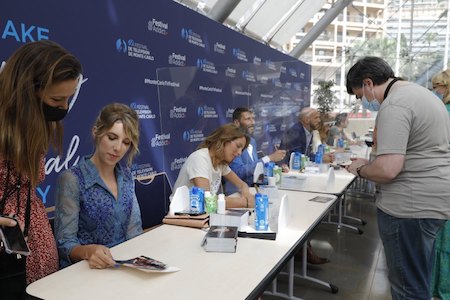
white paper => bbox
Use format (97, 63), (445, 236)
(277, 194), (290, 233)
(168, 185), (190, 215)
(253, 162), (264, 183)
(326, 167), (335, 186)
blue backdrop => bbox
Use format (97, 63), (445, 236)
(1, 0), (311, 227)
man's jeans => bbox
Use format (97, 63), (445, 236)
(377, 209), (445, 300)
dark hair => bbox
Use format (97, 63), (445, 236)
(93, 103), (140, 166)
(232, 107), (251, 121)
(0, 40), (82, 186)
(198, 123), (250, 168)
(346, 56), (395, 95)
(335, 113), (348, 126)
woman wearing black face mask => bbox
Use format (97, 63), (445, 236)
(0, 40), (82, 299)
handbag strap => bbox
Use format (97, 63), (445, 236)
(1, 162), (32, 237)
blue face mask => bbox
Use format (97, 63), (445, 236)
(362, 96), (381, 111)
(361, 84), (381, 111)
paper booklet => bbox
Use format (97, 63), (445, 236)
(114, 255), (180, 273)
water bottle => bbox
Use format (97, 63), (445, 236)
(217, 193), (226, 214)
(255, 193), (269, 231)
(315, 152), (323, 164)
(273, 165), (282, 186)
(290, 152), (301, 171)
(190, 186), (205, 213)
(263, 162), (274, 184)
(204, 191), (217, 214)
(337, 138), (344, 148)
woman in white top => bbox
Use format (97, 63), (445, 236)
(172, 123), (254, 208)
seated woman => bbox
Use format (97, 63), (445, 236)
(54, 103), (143, 269)
(326, 112), (358, 146)
(171, 123), (254, 208)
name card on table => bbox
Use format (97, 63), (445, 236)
(168, 185), (190, 215)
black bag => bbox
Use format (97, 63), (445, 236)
(0, 162), (30, 281)
(0, 247), (26, 280)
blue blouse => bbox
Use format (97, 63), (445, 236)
(54, 156), (143, 268)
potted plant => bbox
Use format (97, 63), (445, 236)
(314, 80), (336, 116)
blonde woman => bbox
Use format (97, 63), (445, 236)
(55, 103), (143, 269)
(432, 69), (450, 115)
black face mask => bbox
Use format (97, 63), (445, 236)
(42, 102), (68, 122)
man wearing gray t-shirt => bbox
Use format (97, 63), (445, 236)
(345, 56), (450, 300)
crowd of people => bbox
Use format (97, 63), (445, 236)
(0, 40), (449, 300)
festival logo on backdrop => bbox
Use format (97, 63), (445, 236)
(232, 48), (248, 62)
(131, 163), (157, 178)
(253, 56), (261, 65)
(147, 18), (169, 35)
(130, 102), (156, 120)
(168, 52), (186, 66)
(265, 59), (277, 71)
(213, 41), (226, 54)
(197, 105), (218, 119)
(225, 108), (234, 119)
(169, 106), (187, 119)
(225, 67), (236, 78)
(151, 133), (171, 147)
(183, 129), (205, 143)
(116, 38), (154, 61)
(241, 70), (256, 82)
(196, 58), (218, 74)
(170, 157), (187, 171)
(180, 28), (207, 49)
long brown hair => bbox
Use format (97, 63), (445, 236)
(198, 123), (249, 168)
(0, 40), (82, 186)
(92, 103), (140, 166)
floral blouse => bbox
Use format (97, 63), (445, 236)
(0, 158), (58, 284)
(54, 156), (143, 268)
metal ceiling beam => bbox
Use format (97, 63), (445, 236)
(290, 0), (352, 58)
(209, 0), (242, 23)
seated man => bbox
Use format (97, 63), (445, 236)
(281, 107), (333, 165)
(224, 107), (286, 195)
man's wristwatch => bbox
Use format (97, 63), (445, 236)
(356, 165), (365, 178)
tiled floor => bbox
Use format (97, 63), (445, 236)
(263, 192), (392, 300)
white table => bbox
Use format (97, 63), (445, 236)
(280, 170), (362, 234)
(27, 191), (337, 300)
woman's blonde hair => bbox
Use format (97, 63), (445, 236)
(198, 123), (249, 168)
(92, 103), (140, 166)
(0, 40), (82, 186)
(432, 69), (450, 104)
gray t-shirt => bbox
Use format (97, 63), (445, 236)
(375, 81), (450, 219)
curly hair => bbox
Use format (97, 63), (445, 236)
(198, 123), (249, 168)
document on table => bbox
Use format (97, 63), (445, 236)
(309, 196), (334, 203)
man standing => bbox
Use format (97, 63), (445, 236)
(224, 107), (286, 194)
(345, 56), (450, 300)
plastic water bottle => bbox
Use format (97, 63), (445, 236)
(217, 193), (226, 214)
(263, 162), (274, 185)
(290, 152), (301, 171)
(255, 193), (269, 231)
(190, 186), (205, 213)
(204, 191), (217, 214)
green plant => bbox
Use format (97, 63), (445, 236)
(315, 80), (336, 115)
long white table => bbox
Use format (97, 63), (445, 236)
(281, 169), (362, 234)
(27, 191), (337, 300)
